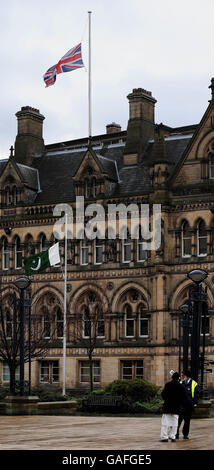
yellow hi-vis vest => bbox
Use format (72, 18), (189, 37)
(191, 380), (198, 398)
(179, 379), (198, 398)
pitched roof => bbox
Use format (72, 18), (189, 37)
(16, 163), (40, 190)
(0, 129), (194, 203)
(32, 146), (125, 203)
(0, 159), (39, 191)
(32, 151), (86, 203)
(143, 135), (192, 176)
(96, 154), (119, 181)
(0, 160), (7, 176)
(115, 165), (151, 195)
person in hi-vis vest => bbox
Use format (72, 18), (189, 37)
(176, 370), (200, 439)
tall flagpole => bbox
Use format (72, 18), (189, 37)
(62, 213), (68, 395)
(88, 11), (92, 142)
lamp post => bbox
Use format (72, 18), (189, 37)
(179, 303), (190, 375)
(12, 292), (17, 395)
(178, 311), (182, 377)
(187, 269), (208, 385)
(28, 289), (32, 396)
(13, 276), (31, 396)
(200, 293), (208, 398)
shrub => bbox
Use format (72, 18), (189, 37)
(133, 396), (162, 414)
(103, 379), (160, 403)
(91, 389), (105, 395)
(31, 386), (68, 402)
(0, 386), (9, 400)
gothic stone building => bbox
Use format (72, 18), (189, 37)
(1, 81), (214, 391)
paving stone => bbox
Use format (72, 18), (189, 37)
(0, 416), (213, 450)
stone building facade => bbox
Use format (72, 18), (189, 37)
(1, 81), (214, 391)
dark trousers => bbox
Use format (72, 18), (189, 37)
(176, 408), (192, 437)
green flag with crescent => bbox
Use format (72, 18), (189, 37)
(24, 243), (60, 275)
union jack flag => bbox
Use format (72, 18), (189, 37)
(43, 43), (84, 87)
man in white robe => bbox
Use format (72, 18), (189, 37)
(160, 372), (187, 442)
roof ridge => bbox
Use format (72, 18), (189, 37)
(17, 163), (37, 171)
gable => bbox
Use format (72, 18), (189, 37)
(172, 103), (214, 186)
(0, 159), (22, 186)
(73, 148), (106, 181)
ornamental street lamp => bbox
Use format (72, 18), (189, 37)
(187, 269), (208, 284)
(13, 276), (31, 396)
(200, 297), (208, 399)
(12, 292), (17, 395)
(187, 269), (208, 386)
(179, 303), (190, 375)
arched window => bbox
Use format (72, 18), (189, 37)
(124, 304), (134, 337)
(2, 238), (10, 270)
(122, 230), (131, 263)
(197, 220), (207, 257)
(207, 141), (214, 178)
(38, 294), (62, 340)
(43, 311), (51, 338)
(95, 306), (105, 337)
(80, 239), (89, 265)
(15, 236), (22, 269)
(82, 305), (91, 338)
(40, 234), (47, 252)
(25, 234), (35, 257)
(138, 303), (149, 337)
(181, 221), (191, 258)
(94, 238), (103, 264)
(137, 226), (146, 262)
(56, 307), (63, 338)
(210, 154), (214, 178)
(6, 309), (12, 338)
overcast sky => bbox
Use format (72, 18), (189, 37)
(0, 0), (214, 159)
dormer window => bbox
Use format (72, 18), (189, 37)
(92, 177), (97, 198)
(4, 185), (18, 206)
(5, 186), (10, 205)
(84, 177), (98, 198)
(12, 186), (17, 205)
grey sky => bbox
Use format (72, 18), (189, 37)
(0, 0), (214, 159)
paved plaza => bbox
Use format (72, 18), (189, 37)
(0, 415), (213, 450)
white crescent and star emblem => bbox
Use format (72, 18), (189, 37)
(31, 257), (41, 271)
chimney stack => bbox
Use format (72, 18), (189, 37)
(14, 106), (45, 165)
(106, 122), (121, 134)
(123, 88), (156, 165)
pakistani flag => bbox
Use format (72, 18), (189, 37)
(24, 243), (60, 275)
